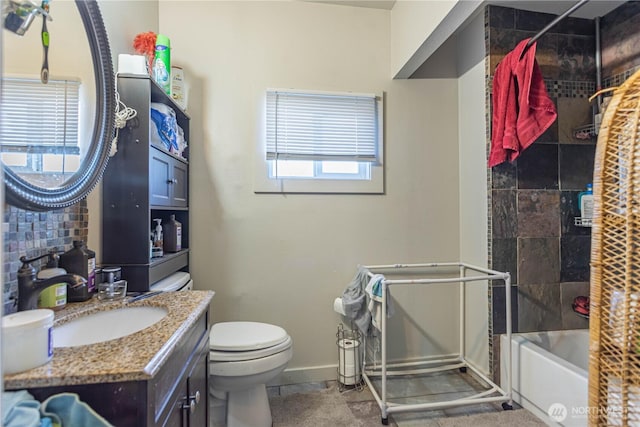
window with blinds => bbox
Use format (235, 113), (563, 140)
(0, 77), (81, 173)
(266, 89), (380, 164)
(256, 88), (384, 194)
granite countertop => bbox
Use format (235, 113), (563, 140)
(4, 290), (214, 390)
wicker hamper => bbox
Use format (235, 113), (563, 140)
(590, 67), (640, 426)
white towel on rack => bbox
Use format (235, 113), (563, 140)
(365, 274), (394, 331)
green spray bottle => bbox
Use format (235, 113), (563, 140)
(153, 34), (171, 95)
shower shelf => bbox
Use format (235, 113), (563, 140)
(573, 123), (597, 140)
(575, 217), (593, 227)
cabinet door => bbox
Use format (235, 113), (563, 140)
(150, 150), (172, 206)
(187, 351), (208, 427)
(171, 160), (188, 207)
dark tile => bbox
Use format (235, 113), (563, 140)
(561, 235), (591, 282)
(601, 1), (640, 29)
(488, 5), (515, 30)
(556, 98), (595, 144)
(560, 191), (592, 236)
(601, 3), (640, 76)
(534, 33), (561, 80)
(492, 238), (517, 283)
(558, 35), (596, 81)
(517, 144), (559, 190)
(518, 237), (560, 284)
(515, 9), (592, 36)
(518, 283), (562, 332)
(517, 190), (560, 238)
(560, 144), (596, 191)
(492, 283), (518, 335)
(560, 281), (590, 330)
(488, 28), (532, 72)
(491, 190), (517, 238)
(491, 161), (516, 189)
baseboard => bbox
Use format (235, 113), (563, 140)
(269, 364), (338, 386)
(268, 353), (466, 386)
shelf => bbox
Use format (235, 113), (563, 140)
(149, 248), (190, 267)
(573, 123), (597, 140)
(575, 217), (593, 227)
(118, 73), (190, 120)
(150, 143), (188, 164)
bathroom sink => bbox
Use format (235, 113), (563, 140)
(53, 306), (168, 348)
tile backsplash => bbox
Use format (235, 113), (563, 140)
(3, 200), (88, 314)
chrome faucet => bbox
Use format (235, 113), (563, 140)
(17, 253), (86, 311)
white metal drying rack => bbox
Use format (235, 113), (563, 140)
(359, 262), (513, 425)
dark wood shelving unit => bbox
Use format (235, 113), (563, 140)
(102, 75), (190, 291)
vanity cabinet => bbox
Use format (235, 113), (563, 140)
(27, 309), (209, 427)
(102, 74), (190, 291)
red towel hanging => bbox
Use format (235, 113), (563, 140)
(489, 38), (557, 168)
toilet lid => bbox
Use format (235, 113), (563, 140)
(210, 321), (288, 351)
(209, 335), (292, 362)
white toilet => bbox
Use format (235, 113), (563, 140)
(209, 321), (293, 427)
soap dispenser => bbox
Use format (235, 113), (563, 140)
(152, 219), (164, 258)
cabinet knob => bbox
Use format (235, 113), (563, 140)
(182, 399), (196, 414)
(181, 391), (200, 414)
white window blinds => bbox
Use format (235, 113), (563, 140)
(266, 89), (379, 162)
(0, 77), (80, 152)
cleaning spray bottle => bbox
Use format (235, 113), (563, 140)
(153, 34), (171, 95)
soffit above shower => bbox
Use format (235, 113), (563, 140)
(404, 0), (628, 79)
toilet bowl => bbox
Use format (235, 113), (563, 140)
(209, 321), (293, 427)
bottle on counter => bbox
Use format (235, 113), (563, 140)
(59, 240), (97, 295)
(37, 250), (67, 311)
(163, 214), (182, 253)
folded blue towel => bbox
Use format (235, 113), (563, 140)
(2, 390), (41, 427)
(41, 393), (113, 427)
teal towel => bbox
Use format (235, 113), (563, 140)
(2, 390), (41, 427)
(41, 393), (113, 427)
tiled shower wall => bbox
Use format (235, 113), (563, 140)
(488, 1), (640, 346)
(487, 5), (596, 336)
(2, 201), (88, 314)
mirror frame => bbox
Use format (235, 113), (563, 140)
(3, 0), (115, 211)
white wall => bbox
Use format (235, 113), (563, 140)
(456, 13), (488, 372)
(390, 0), (457, 77)
(88, 0), (159, 261)
(159, 0), (461, 382)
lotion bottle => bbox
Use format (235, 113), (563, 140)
(579, 183), (594, 219)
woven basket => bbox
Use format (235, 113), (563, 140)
(589, 67), (640, 426)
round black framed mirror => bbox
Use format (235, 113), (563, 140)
(2, 0), (115, 211)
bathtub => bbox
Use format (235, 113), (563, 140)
(500, 329), (589, 426)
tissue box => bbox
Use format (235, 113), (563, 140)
(118, 54), (148, 75)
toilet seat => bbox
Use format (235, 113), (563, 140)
(209, 321), (291, 362)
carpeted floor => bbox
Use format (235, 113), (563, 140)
(269, 378), (547, 427)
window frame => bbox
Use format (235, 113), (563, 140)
(0, 76), (81, 174)
(254, 89), (384, 194)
